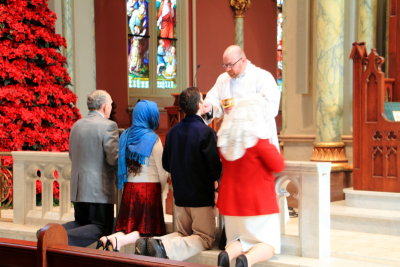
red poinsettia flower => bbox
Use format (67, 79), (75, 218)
(0, 0), (81, 204)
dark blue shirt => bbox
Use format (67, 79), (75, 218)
(162, 115), (222, 207)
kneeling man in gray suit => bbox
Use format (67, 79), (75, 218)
(63, 89), (119, 247)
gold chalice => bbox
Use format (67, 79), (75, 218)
(221, 98), (235, 109)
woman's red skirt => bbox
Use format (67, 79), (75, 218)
(114, 182), (166, 236)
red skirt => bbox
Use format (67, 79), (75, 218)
(114, 182), (166, 236)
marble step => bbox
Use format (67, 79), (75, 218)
(0, 220), (38, 241)
(89, 244), (393, 267)
(186, 249), (386, 267)
(331, 200), (400, 235)
(344, 188), (400, 211)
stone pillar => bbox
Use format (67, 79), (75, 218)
(62, 0), (75, 92)
(229, 0), (251, 48)
(234, 17), (244, 48)
(314, 0), (344, 144)
(311, 0), (351, 200)
(357, 0), (377, 52)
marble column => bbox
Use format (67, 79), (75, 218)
(235, 17), (244, 48)
(357, 0), (377, 52)
(311, 0), (349, 169)
(62, 0), (75, 92)
(229, 0), (251, 48)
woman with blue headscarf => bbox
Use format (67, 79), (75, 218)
(97, 100), (168, 252)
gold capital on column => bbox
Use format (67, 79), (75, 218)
(230, 0), (251, 18)
(310, 142), (350, 171)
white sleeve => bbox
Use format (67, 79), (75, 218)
(205, 77), (224, 120)
(257, 71), (281, 119)
(153, 138), (168, 191)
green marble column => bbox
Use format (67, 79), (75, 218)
(235, 17), (244, 48)
(357, 0), (377, 52)
(315, 0), (344, 143)
(62, 0), (75, 92)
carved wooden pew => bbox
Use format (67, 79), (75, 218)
(0, 238), (37, 266)
(0, 223), (212, 267)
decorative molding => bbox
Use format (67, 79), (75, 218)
(279, 134), (353, 144)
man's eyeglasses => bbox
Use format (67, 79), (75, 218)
(222, 58), (242, 69)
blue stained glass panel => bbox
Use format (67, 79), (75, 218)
(128, 35), (149, 88)
(156, 39), (177, 89)
(127, 0), (149, 89)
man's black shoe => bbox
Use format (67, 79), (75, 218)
(217, 250), (230, 267)
(134, 237), (148, 256)
(235, 255), (248, 267)
(147, 238), (168, 259)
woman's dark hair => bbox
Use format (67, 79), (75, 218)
(127, 159), (142, 176)
(179, 87), (201, 116)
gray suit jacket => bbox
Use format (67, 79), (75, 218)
(69, 111), (119, 204)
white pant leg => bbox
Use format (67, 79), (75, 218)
(159, 234), (205, 261)
(156, 231), (181, 241)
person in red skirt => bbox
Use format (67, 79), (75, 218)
(96, 100), (168, 251)
(134, 87), (222, 261)
(216, 97), (285, 267)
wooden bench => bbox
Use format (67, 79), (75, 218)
(0, 237), (37, 266)
(0, 223), (212, 267)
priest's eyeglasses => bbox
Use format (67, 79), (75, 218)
(222, 58), (242, 69)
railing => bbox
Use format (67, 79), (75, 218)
(12, 151), (73, 225)
(11, 152), (331, 259)
(276, 161), (331, 258)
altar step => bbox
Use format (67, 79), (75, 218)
(119, 240), (393, 267)
(186, 249), (391, 267)
(0, 219), (399, 266)
(0, 219), (38, 241)
(331, 188), (400, 236)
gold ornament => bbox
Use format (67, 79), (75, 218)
(230, 0), (251, 17)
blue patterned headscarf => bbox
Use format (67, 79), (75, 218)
(118, 100), (159, 189)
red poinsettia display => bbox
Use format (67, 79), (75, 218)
(0, 0), (81, 203)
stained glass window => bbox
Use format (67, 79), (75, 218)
(127, 0), (178, 91)
(156, 39), (177, 89)
(127, 0), (150, 88)
(156, 0), (177, 89)
(277, 0), (283, 92)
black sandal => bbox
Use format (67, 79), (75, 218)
(105, 237), (119, 252)
(104, 237), (112, 251)
(95, 239), (104, 250)
(288, 207), (298, 218)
